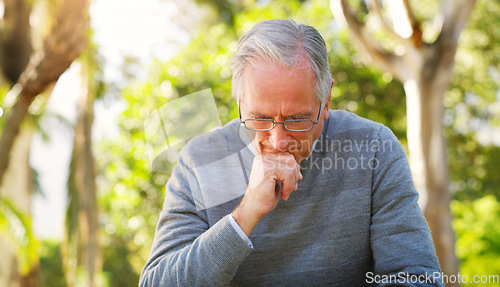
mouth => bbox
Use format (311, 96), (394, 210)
(260, 138), (304, 151)
(258, 144), (306, 164)
(260, 146), (281, 154)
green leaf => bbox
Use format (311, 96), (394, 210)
(0, 198), (39, 274)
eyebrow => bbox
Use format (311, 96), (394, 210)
(249, 112), (272, 118)
(249, 111), (312, 119)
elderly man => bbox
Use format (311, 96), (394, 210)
(140, 19), (443, 286)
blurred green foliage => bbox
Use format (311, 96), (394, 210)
(452, 196), (500, 285)
(0, 198), (39, 275)
(34, 0), (500, 286)
(39, 240), (67, 287)
(0, 82), (13, 131)
(446, 0), (500, 202)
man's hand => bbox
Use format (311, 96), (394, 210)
(232, 153), (302, 236)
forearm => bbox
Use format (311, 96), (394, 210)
(139, 215), (253, 287)
(231, 196), (264, 237)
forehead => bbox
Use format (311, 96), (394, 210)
(240, 59), (317, 110)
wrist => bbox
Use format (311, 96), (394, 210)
(232, 201), (261, 237)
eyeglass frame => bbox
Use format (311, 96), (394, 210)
(239, 101), (323, 132)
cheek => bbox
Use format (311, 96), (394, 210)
(288, 141), (301, 152)
(255, 132), (268, 142)
(311, 122), (324, 142)
(289, 134), (314, 152)
(253, 132), (270, 149)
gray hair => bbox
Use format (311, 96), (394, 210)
(231, 19), (331, 103)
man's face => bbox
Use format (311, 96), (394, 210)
(239, 58), (331, 163)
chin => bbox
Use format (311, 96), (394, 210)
(293, 153), (307, 164)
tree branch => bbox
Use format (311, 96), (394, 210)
(419, 0), (476, 96)
(438, 0), (476, 47)
(0, 0), (89, 190)
(0, 0), (33, 83)
(366, 0), (411, 47)
(330, 0), (408, 81)
(402, 0), (423, 46)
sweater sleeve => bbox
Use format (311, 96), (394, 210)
(139, 152), (253, 287)
(370, 126), (444, 287)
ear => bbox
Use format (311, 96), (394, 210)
(323, 78), (334, 120)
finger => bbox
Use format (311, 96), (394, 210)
(286, 154), (302, 181)
(281, 181), (297, 201)
(280, 171), (296, 200)
(281, 191), (288, 201)
(285, 156), (302, 183)
(295, 164), (303, 181)
(275, 180), (283, 193)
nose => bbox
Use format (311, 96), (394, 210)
(269, 123), (291, 152)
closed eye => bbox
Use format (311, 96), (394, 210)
(284, 114), (310, 120)
(249, 112), (311, 120)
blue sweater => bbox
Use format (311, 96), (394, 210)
(140, 110), (443, 286)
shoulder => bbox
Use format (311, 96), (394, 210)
(322, 110), (403, 156)
(325, 110), (390, 139)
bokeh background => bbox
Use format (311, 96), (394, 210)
(0, 0), (499, 286)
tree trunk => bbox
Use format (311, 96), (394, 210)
(0, 90), (35, 191)
(0, 0), (89, 190)
(404, 21), (466, 284)
(404, 76), (458, 281)
(0, 128), (38, 287)
(0, 237), (20, 287)
(63, 62), (100, 287)
(0, 0), (32, 83)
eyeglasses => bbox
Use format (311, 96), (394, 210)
(239, 103), (323, 132)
